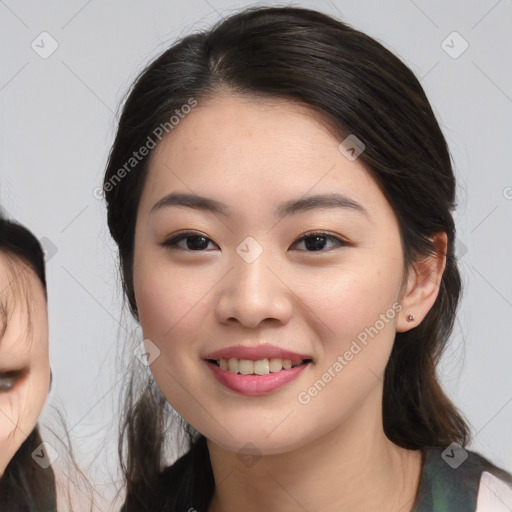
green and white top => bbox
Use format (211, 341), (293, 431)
(411, 445), (512, 511)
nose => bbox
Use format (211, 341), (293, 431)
(215, 247), (293, 329)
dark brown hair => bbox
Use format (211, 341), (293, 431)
(104, 5), (472, 510)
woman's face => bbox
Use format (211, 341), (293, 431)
(133, 94), (411, 455)
(0, 254), (50, 475)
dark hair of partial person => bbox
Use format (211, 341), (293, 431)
(102, 5), (511, 511)
(0, 215), (55, 511)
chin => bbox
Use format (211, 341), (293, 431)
(205, 423), (308, 457)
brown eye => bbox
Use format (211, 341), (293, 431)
(0, 369), (27, 392)
(162, 231), (218, 251)
(291, 231), (349, 252)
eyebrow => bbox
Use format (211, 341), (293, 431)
(150, 192), (369, 219)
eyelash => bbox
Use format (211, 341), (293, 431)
(161, 230), (349, 253)
(0, 369), (27, 393)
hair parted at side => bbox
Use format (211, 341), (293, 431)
(103, 5), (470, 510)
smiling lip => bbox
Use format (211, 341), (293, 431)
(205, 360), (310, 396)
(202, 343), (312, 361)
(202, 343), (313, 396)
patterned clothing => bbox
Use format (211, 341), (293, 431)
(411, 445), (512, 512)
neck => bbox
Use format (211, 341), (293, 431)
(207, 387), (423, 512)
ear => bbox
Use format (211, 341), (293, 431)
(396, 231), (448, 332)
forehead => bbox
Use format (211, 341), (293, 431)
(0, 253), (24, 302)
(0, 252), (34, 296)
(151, 94), (345, 174)
(0, 257), (49, 370)
(140, 94), (387, 220)
(0, 253), (45, 331)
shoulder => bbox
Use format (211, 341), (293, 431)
(475, 471), (512, 512)
(412, 445), (512, 512)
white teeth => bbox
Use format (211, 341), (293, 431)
(253, 359), (269, 375)
(228, 358), (239, 373)
(269, 358), (283, 373)
(217, 357), (305, 375)
(238, 359), (253, 375)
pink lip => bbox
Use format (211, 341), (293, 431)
(205, 360), (311, 396)
(202, 343), (312, 362)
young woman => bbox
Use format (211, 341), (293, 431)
(102, 6), (512, 511)
(0, 216), (56, 510)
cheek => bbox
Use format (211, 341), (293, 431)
(135, 260), (214, 341)
(298, 258), (401, 345)
(133, 256), (231, 426)
(133, 258), (215, 406)
(22, 344), (51, 425)
(25, 349), (51, 423)
(0, 358), (50, 468)
(286, 266), (402, 442)
(291, 252), (403, 414)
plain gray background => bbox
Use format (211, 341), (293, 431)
(1, 0), (511, 503)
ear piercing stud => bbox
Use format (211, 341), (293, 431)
(406, 314), (415, 322)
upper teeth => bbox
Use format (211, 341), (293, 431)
(218, 358), (305, 375)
